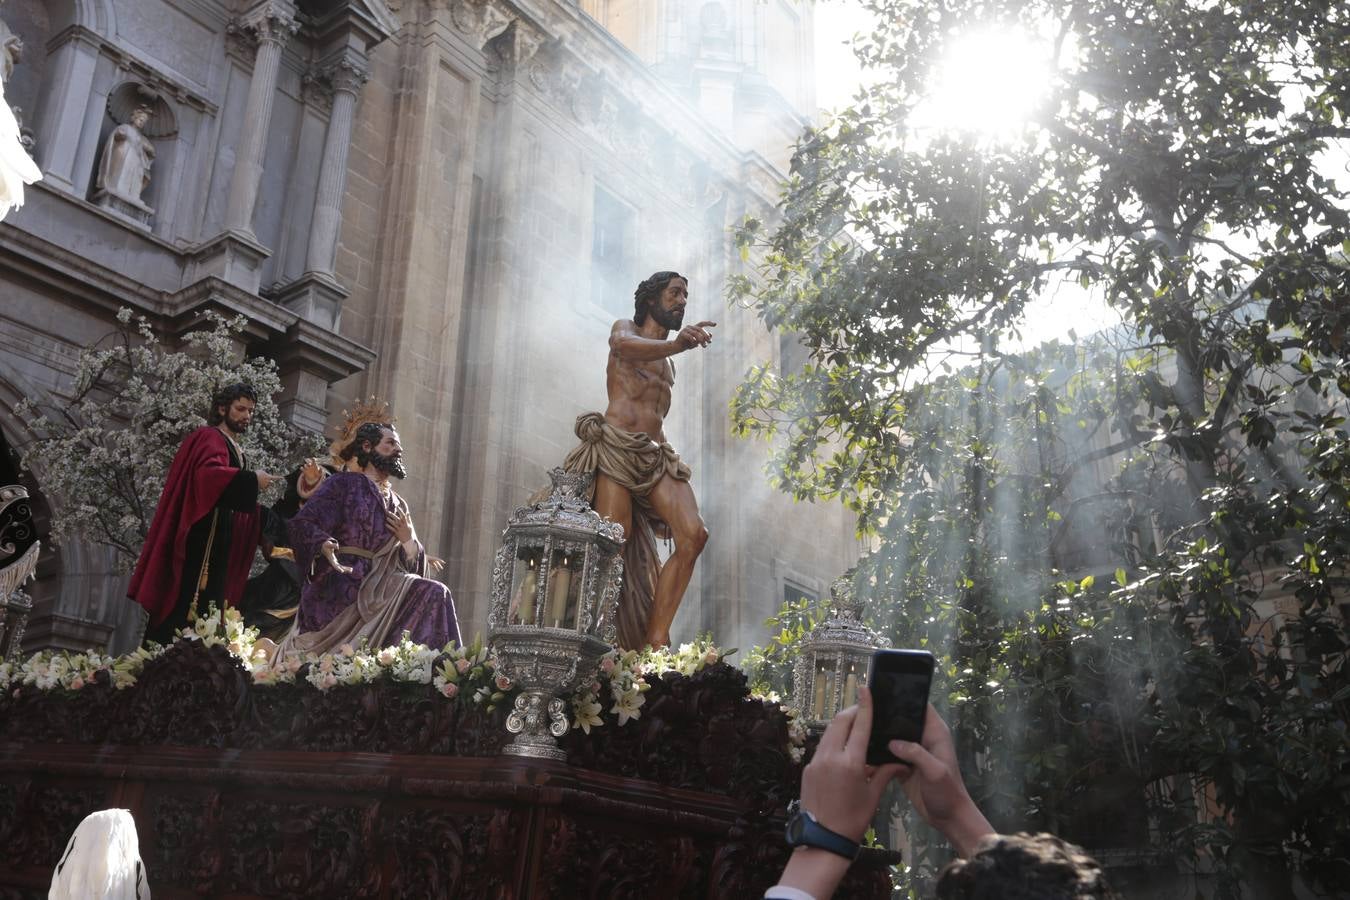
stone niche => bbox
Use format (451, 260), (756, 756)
(90, 82), (178, 228)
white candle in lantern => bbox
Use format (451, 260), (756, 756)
(812, 669), (827, 718)
(548, 556), (571, 626)
(516, 562), (538, 624)
(843, 672), (859, 708)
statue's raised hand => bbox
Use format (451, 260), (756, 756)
(675, 321), (716, 351)
(385, 508), (416, 545)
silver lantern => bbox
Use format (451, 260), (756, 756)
(487, 468), (624, 760)
(792, 574), (889, 729)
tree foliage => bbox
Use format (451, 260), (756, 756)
(734, 0), (1349, 895)
(17, 310), (319, 569)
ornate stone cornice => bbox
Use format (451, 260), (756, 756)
(303, 52), (371, 111)
(326, 55), (370, 95)
(47, 25), (215, 115)
(446, 0), (513, 46)
(227, 1), (300, 62)
(243, 2), (301, 45)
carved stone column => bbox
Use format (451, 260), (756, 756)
(305, 55), (368, 275)
(33, 29), (101, 194)
(223, 2), (298, 238)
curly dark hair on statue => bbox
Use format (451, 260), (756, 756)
(341, 421), (390, 468)
(207, 382), (257, 425)
(935, 833), (1118, 900)
(633, 271), (685, 326)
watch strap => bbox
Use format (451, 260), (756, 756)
(784, 807), (861, 861)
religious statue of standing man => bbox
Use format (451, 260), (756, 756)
(128, 383), (277, 645)
(95, 103), (156, 213)
(559, 271), (714, 648)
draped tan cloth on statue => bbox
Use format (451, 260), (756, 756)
(270, 535), (427, 660)
(557, 412), (691, 649)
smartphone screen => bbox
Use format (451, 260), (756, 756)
(866, 649), (935, 765)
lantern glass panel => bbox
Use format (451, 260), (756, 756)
(544, 547), (584, 629)
(509, 545), (544, 625)
(840, 657), (863, 708)
(811, 659), (836, 720)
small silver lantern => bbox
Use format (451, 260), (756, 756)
(487, 468), (624, 760)
(0, 484), (38, 660)
(792, 574), (889, 728)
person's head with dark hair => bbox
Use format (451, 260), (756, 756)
(208, 382), (258, 433)
(935, 833), (1118, 900)
(341, 422), (407, 480)
(633, 271), (688, 329)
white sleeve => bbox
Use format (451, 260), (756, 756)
(763, 888), (817, 900)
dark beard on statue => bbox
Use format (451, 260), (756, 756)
(651, 304), (685, 331)
(370, 450), (408, 480)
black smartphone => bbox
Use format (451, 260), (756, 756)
(866, 649), (935, 765)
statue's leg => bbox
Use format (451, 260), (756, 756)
(593, 473), (633, 539)
(643, 475), (708, 648)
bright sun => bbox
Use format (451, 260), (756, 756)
(919, 28), (1052, 138)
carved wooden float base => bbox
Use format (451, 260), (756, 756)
(0, 741), (895, 899)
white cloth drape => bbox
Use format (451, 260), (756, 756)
(48, 809), (151, 900)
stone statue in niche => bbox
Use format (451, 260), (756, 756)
(1, 20), (20, 83)
(95, 104), (156, 223)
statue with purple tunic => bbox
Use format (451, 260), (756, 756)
(272, 421), (459, 657)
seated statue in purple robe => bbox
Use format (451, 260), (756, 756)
(272, 422), (459, 657)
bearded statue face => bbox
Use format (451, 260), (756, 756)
(647, 276), (688, 331)
(359, 427), (408, 479)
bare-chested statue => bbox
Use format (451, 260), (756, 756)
(558, 271), (715, 648)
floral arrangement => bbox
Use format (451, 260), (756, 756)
(570, 639), (724, 734)
(0, 611), (760, 744)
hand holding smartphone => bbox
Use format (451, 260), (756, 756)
(865, 649), (936, 766)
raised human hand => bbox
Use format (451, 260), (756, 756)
(256, 470), (277, 491)
(674, 321), (716, 351)
(320, 538), (353, 575)
(800, 686), (909, 842)
(385, 508), (415, 545)
(889, 704), (995, 857)
(298, 458), (326, 496)
(428, 555), (446, 574)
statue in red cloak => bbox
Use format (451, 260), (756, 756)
(127, 385), (276, 644)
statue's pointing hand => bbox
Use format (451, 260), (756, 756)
(320, 538), (353, 575)
(676, 321), (716, 351)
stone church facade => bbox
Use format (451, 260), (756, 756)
(0, 0), (856, 656)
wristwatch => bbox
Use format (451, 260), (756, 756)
(784, 800), (861, 861)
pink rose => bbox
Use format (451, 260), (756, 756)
(321, 673), (338, 689)
(69, 677), (85, 691)
(590, 681), (602, 693)
(455, 658), (471, 674)
(441, 681), (459, 699)
(338, 643), (355, 657)
(600, 657), (616, 674)
(703, 649), (719, 665)
(495, 675), (511, 691)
